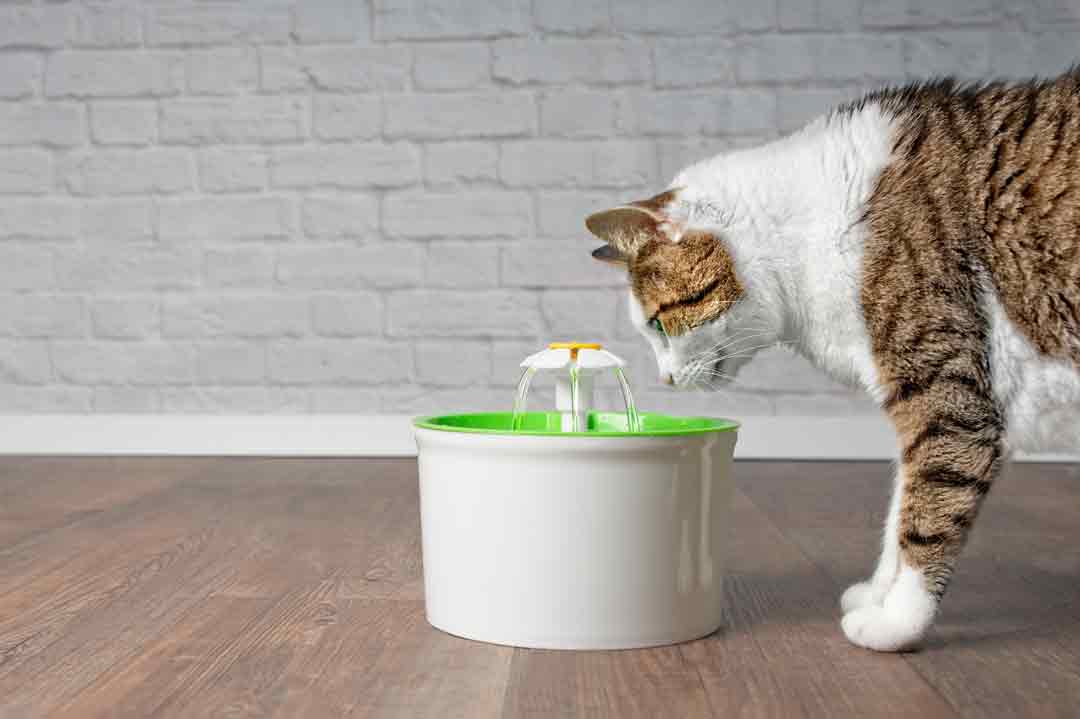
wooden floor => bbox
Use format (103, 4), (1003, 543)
(0, 459), (1077, 718)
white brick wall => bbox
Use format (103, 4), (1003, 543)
(0, 0), (1074, 416)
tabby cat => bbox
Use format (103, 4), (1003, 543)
(586, 70), (1080, 652)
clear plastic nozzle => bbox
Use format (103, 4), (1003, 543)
(513, 342), (638, 432)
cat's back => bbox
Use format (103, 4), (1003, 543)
(861, 70), (1080, 365)
(856, 70), (1080, 451)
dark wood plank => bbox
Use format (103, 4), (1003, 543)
(681, 488), (957, 719)
(0, 458), (1075, 718)
(501, 645), (712, 718)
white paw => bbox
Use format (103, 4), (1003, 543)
(840, 565), (936, 653)
(840, 580), (881, 613)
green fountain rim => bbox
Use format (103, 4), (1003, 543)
(412, 411), (740, 437)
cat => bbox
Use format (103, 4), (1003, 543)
(585, 69), (1080, 652)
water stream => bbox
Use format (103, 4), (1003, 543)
(510, 361), (641, 434)
(613, 367), (640, 433)
(511, 367), (537, 431)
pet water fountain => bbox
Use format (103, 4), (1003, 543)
(412, 342), (739, 650)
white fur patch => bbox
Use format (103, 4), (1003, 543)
(987, 291), (1080, 453)
(631, 104), (898, 397)
(842, 563), (936, 652)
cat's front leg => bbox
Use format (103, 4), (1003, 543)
(841, 398), (1004, 652)
(840, 466), (903, 613)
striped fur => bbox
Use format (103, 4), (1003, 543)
(588, 69), (1080, 651)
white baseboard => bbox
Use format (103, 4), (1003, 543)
(0, 414), (1074, 461)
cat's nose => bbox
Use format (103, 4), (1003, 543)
(661, 372), (674, 385)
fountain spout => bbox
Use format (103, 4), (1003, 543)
(515, 342), (639, 432)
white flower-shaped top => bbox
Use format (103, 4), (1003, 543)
(520, 343), (624, 371)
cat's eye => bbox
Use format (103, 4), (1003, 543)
(649, 318), (666, 336)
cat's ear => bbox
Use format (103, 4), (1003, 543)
(585, 205), (662, 265)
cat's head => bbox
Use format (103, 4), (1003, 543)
(587, 189), (780, 389)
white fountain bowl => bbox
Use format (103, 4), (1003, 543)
(412, 411), (738, 650)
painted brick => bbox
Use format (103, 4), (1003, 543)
(536, 191), (619, 237)
(204, 248), (276, 289)
(415, 44), (490, 90)
(0, 200), (77, 241)
(46, 51), (184, 98)
(738, 35), (904, 84)
(311, 387), (381, 412)
(612, 0), (730, 34)
(623, 91), (776, 136)
(737, 347), (851, 393)
(425, 142), (499, 185)
(311, 293), (383, 337)
(491, 340), (539, 386)
(271, 144), (420, 189)
(159, 197), (294, 243)
(0, 103), (85, 147)
(276, 245), (425, 289)
(198, 149), (268, 193)
(94, 387), (160, 412)
(637, 388), (774, 417)
(777, 88), (860, 133)
(374, 0), (529, 40)
(416, 340), (490, 385)
(91, 297), (158, 340)
(62, 149), (192, 196)
(268, 340), (413, 384)
(80, 200), (154, 243)
(313, 96), (381, 141)
(905, 32), (991, 79)
(388, 290), (540, 338)
(0, 341), (51, 384)
(146, 5), (291, 46)
(740, 0), (779, 30)
(500, 141), (653, 188)
(383, 191), (531, 238)
(0, 150), (51, 194)
(493, 39), (651, 85)
(380, 386), (509, 414)
(990, 31), (1080, 78)
(260, 46), (411, 92)
(56, 248), (200, 290)
(0, 387), (92, 412)
(163, 295), (308, 339)
(540, 91), (621, 138)
(0, 6), (68, 49)
(187, 48), (258, 95)
(779, 0), (860, 30)
(658, 138), (748, 180)
(161, 97), (305, 144)
(302, 194), (378, 240)
(542, 290), (619, 338)
(773, 393), (882, 416)
(863, 0), (996, 28)
(0, 248), (53, 290)
(534, 0), (609, 34)
(70, 4), (141, 47)
(196, 342), (266, 384)
(384, 92), (534, 139)
(53, 342), (199, 386)
(425, 243), (500, 288)
(0, 296), (84, 338)
(292, 0), (371, 43)
(654, 40), (735, 88)
(159, 387), (308, 413)
(502, 241), (628, 288)
(89, 101), (156, 146)
(0, 54), (42, 100)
